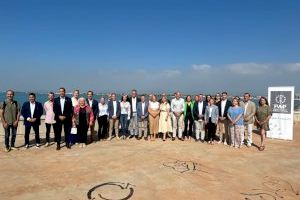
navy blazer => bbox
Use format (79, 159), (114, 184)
(217, 100), (232, 119)
(193, 101), (207, 120)
(137, 101), (149, 121)
(53, 96), (73, 123)
(86, 99), (99, 118)
(128, 96), (141, 116)
(21, 101), (43, 127)
(107, 100), (121, 119)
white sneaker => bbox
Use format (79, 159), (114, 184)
(224, 142), (228, 146)
(25, 144), (29, 149)
(45, 142), (49, 147)
(36, 144), (40, 148)
(11, 147), (19, 151)
(247, 143), (252, 147)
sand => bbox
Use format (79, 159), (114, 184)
(0, 122), (299, 200)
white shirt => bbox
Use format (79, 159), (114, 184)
(71, 97), (78, 107)
(60, 97), (65, 114)
(113, 101), (117, 117)
(149, 101), (160, 111)
(141, 102), (145, 115)
(132, 97), (137, 112)
(198, 101), (204, 116)
(30, 102), (36, 118)
(171, 98), (184, 113)
(209, 107), (213, 118)
(120, 101), (131, 115)
(221, 100), (227, 117)
(98, 103), (108, 117)
(244, 101), (249, 115)
(88, 99), (93, 108)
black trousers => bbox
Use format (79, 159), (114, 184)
(97, 115), (108, 140)
(25, 124), (40, 145)
(77, 124), (88, 144)
(184, 116), (194, 137)
(45, 123), (56, 143)
(207, 118), (217, 141)
(54, 121), (71, 145)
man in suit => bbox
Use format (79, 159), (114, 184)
(193, 94), (207, 142)
(107, 93), (121, 140)
(21, 93), (43, 148)
(53, 87), (73, 150)
(128, 89), (140, 139)
(137, 95), (149, 140)
(240, 92), (256, 147)
(86, 90), (99, 143)
(217, 91), (232, 145)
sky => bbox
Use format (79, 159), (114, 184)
(0, 0), (299, 95)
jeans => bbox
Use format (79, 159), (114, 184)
(4, 125), (17, 148)
(120, 114), (129, 136)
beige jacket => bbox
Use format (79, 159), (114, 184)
(240, 100), (256, 124)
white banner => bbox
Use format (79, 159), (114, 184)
(267, 86), (294, 140)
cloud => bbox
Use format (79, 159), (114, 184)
(191, 64), (212, 71)
(284, 63), (300, 72)
(226, 63), (271, 75)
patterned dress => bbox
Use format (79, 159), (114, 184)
(159, 102), (172, 133)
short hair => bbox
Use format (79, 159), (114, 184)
(6, 89), (15, 95)
(222, 91), (228, 95)
(87, 90), (94, 95)
(59, 87), (66, 92)
(29, 92), (36, 97)
(73, 89), (79, 93)
(131, 89), (137, 93)
(244, 92), (251, 97)
(48, 92), (54, 95)
(111, 92), (116, 96)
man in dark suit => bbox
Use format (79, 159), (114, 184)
(128, 89), (141, 139)
(21, 93), (43, 148)
(53, 87), (73, 150)
(193, 94), (207, 142)
(107, 93), (121, 140)
(86, 90), (99, 143)
(217, 91), (232, 145)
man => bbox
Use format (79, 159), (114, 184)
(86, 90), (99, 143)
(107, 93), (121, 140)
(21, 93), (43, 148)
(53, 87), (73, 150)
(44, 92), (56, 147)
(240, 93), (256, 147)
(137, 95), (149, 140)
(217, 92), (232, 145)
(0, 90), (20, 152)
(193, 94), (207, 142)
(128, 89), (140, 139)
(171, 91), (185, 141)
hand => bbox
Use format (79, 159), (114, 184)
(141, 116), (145, 120)
(165, 117), (168, 122)
(112, 115), (116, 119)
(89, 122), (93, 127)
(31, 118), (37, 122)
(3, 122), (8, 129)
(13, 120), (18, 127)
(59, 116), (66, 121)
(127, 117), (130, 120)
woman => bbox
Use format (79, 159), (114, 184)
(205, 95), (212, 104)
(72, 98), (94, 148)
(70, 89), (80, 145)
(148, 95), (160, 141)
(227, 98), (244, 148)
(97, 97), (108, 141)
(184, 95), (194, 141)
(215, 93), (221, 104)
(255, 97), (272, 151)
(158, 96), (172, 141)
(120, 94), (131, 140)
(204, 98), (219, 145)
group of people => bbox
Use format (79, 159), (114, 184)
(0, 88), (272, 152)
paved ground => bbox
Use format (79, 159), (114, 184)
(0, 123), (300, 200)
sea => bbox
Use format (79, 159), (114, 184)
(0, 92), (300, 111)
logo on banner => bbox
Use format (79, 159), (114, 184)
(270, 91), (291, 114)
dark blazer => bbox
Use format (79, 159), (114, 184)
(86, 99), (99, 118)
(107, 100), (121, 119)
(137, 101), (149, 121)
(217, 99), (232, 119)
(128, 97), (140, 116)
(21, 101), (43, 127)
(193, 101), (207, 120)
(53, 96), (73, 123)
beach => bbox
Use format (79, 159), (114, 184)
(0, 120), (299, 200)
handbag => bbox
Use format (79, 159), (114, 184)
(71, 127), (77, 135)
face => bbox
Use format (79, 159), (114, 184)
(48, 93), (54, 101)
(175, 92), (181, 99)
(162, 96), (167, 103)
(87, 92), (93, 100)
(141, 96), (145, 102)
(100, 97), (105, 104)
(186, 96), (191, 102)
(244, 94), (250, 102)
(194, 95), (199, 102)
(111, 94), (116, 101)
(122, 96), (127, 102)
(59, 89), (66, 97)
(73, 91), (79, 98)
(152, 95), (157, 102)
(260, 98), (266, 105)
(6, 91), (14, 101)
(216, 94), (221, 100)
(209, 99), (215, 105)
(29, 95), (35, 103)
(199, 95), (203, 102)
(79, 99), (85, 106)
(131, 90), (137, 98)
(207, 96), (211, 102)
(232, 99), (238, 106)
(222, 93), (227, 100)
